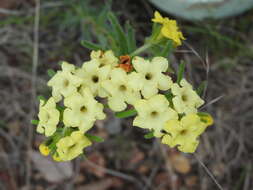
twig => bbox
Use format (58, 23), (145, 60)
(194, 153), (224, 190)
(26, 0), (40, 187)
(200, 95), (224, 110)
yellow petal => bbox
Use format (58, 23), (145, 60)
(152, 11), (164, 23)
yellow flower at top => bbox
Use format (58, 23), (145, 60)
(133, 94), (178, 137)
(37, 97), (60, 137)
(102, 68), (141, 112)
(152, 11), (185, 46)
(171, 79), (204, 114)
(161, 114), (208, 153)
(47, 62), (83, 102)
(90, 50), (118, 68)
(63, 88), (106, 132)
(39, 143), (50, 156)
(56, 131), (92, 161)
(129, 56), (173, 99)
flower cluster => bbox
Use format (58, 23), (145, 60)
(34, 11), (213, 162)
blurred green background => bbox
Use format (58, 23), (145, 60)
(0, 0), (252, 190)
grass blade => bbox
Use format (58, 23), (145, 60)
(176, 61), (186, 84)
(81, 40), (103, 51)
(115, 109), (137, 118)
(86, 134), (104, 142)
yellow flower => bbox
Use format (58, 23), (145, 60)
(76, 60), (111, 98)
(152, 11), (185, 46)
(56, 131), (92, 161)
(129, 56), (173, 99)
(39, 143), (50, 156)
(161, 114), (207, 153)
(63, 88), (106, 132)
(37, 97), (60, 137)
(47, 62), (83, 102)
(90, 50), (118, 68)
(171, 79), (204, 114)
(133, 94), (178, 137)
(52, 153), (62, 162)
(102, 68), (141, 111)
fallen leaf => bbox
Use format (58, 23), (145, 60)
(80, 152), (106, 178)
(129, 148), (145, 165)
(137, 165), (149, 174)
(30, 151), (73, 183)
(169, 153), (191, 174)
(185, 175), (198, 187)
(154, 172), (170, 186)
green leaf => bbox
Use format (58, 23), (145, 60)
(149, 23), (161, 42)
(115, 109), (137, 118)
(56, 105), (65, 112)
(81, 40), (103, 51)
(176, 61), (186, 84)
(160, 40), (173, 57)
(31, 119), (39, 125)
(144, 131), (154, 139)
(85, 134), (104, 142)
(107, 12), (128, 54)
(37, 95), (46, 101)
(164, 91), (174, 101)
(196, 81), (207, 96)
(197, 112), (210, 117)
(125, 21), (136, 53)
(47, 69), (56, 77)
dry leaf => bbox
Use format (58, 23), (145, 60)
(137, 165), (149, 174)
(80, 152), (106, 178)
(169, 153), (191, 174)
(185, 175), (198, 187)
(30, 151), (73, 183)
(129, 148), (145, 165)
(154, 172), (170, 186)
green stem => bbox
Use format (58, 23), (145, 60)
(130, 43), (152, 57)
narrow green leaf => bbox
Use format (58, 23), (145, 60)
(115, 109), (137, 118)
(86, 134), (104, 142)
(125, 21), (136, 53)
(196, 81), (207, 96)
(197, 112), (210, 117)
(31, 119), (39, 125)
(107, 12), (128, 54)
(81, 40), (103, 51)
(144, 131), (154, 139)
(47, 69), (56, 77)
(56, 105), (65, 112)
(164, 91), (174, 101)
(37, 95), (46, 101)
(160, 40), (173, 57)
(176, 61), (186, 84)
